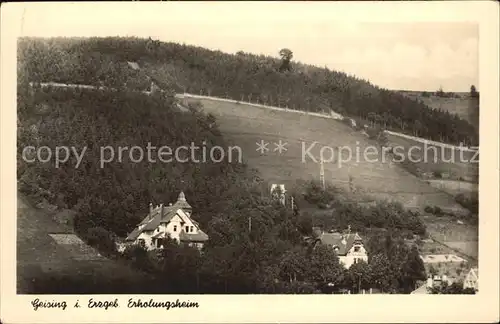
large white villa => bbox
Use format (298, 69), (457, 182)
(125, 192), (209, 250)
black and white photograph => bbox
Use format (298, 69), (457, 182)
(1, 1), (499, 323)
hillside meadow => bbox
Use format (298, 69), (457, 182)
(398, 90), (479, 129)
(16, 36), (480, 293)
(386, 133), (479, 182)
(186, 97), (470, 215)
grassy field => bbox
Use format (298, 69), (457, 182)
(423, 261), (470, 283)
(187, 97), (479, 260)
(17, 194), (157, 294)
(397, 91), (479, 128)
(426, 179), (478, 196)
(420, 214), (478, 261)
(386, 133), (479, 182)
(188, 97), (469, 214)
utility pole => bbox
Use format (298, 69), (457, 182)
(290, 196), (294, 211)
(320, 159), (325, 190)
(348, 172), (355, 194)
(248, 216), (252, 232)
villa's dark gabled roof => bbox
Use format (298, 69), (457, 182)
(125, 192), (198, 242)
(125, 227), (141, 242)
(313, 227), (363, 256)
(125, 206), (180, 241)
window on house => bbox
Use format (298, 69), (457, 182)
(190, 226), (194, 232)
(173, 225), (177, 232)
(353, 258), (358, 264)
(185, 226), (189, 233)
(354, 246), (360, 252)
(138, 239), (145, 247)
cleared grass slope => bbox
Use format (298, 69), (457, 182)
(386, 133), (479, 182)
(397, 91), (479, 129)
(186, 97), (470, 214)
(17, 194), (155, 294)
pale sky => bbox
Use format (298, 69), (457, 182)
(13, 2), (478, 92)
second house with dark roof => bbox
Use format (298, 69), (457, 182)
(125, 192), (209, 250)
(312, 227), (368, 269)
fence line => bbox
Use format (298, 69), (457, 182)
(180, 93), (476, 153)
(177, 93), (344, 121)
(384, 130), (476, 152)
(28, 82), (474, 152)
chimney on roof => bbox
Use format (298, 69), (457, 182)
(341, 235), (347, 245)
(160, 203), (164, 216)
(149, 202), (153, 215)
(178, 191), (186, 202)
(169, 203), (172, 206)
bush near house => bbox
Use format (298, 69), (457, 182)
(84, 226), (118, 258)
(428, 281), (475, 294)
(454, 193), (479, 216)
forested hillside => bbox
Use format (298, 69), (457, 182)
(18, 84), (426, 294)
(18, 37), (478, 146)
(17, 36), (430, 293)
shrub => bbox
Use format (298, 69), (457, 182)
(433, 171), (442, 179)
(303, 181), (338, 207)
(85, 226), (117, 257)
(454, 193), (479, 215)
(424, 205), (444, 216)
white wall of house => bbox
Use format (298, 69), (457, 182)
(134, 209), (200, 250)
(137, 232), (154, 250)
(339, 244), (368, 269)
(463, 270), (478, 291)
(159, 214), (184, 241)
(176, 209), (198, 235)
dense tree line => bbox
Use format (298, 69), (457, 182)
(18, 37), (478, 146)
(17, 84), (313, 293)
(454, 192), (479, 224)
(119, 230), (426, 294)
(17, 80), (351, 293)
(17, 84), (428, 294)
(302, 181), (426, 236)
(428, 281), (476, 294)
(365, 233), (427, 293)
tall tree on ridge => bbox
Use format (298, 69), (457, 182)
(279, 48), (293, 72)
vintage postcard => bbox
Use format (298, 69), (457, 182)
(1, 1), (499, 323)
